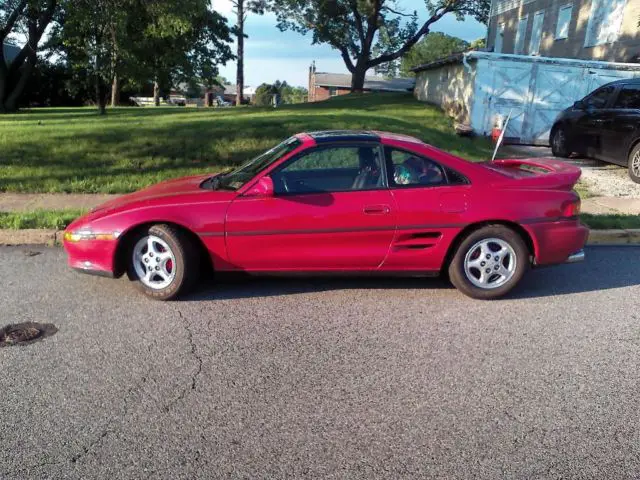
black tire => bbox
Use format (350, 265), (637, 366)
(448, 225), (529, 300)
(550, 125), (571, 158)
(126, 224), (200, 300)
(628, 144), (640, 184)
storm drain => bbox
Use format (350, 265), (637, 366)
(0, 322), (58, 347)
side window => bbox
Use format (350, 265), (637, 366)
(386, 148), (459, 188)
(584, 85), (614, 109)
(272, 145), (384, 194)
(614, 85), (640, 109)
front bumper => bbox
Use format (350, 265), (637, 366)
(64, 238), (118, 277)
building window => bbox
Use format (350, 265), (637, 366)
(329, 87), (338, 97)
(514, 16), (528, 54)
(495, 22), (505, 53)
(555, 4), (573, 40)
(584, 0), (626, 47)
(529, 10), (544, 55)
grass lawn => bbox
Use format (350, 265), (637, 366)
(581, 213), (640, 230)
(0, 210), (86, 229)
(0, 93), (494, 194)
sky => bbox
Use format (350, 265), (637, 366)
(213, 0), (487, 88)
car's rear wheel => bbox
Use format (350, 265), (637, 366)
(551, 126), (570, 158)
(448, 225), (529, 300)
(126, 224), (199, 300)
(628, 144), (640, 184)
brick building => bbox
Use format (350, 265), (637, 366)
(486, 0), (640, 63)
(308, 63), (415, 102)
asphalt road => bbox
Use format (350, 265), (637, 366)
(1, 246), (639, 479)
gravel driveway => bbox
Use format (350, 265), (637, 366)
(2, 246), (640, 479)
(502, 145), (640, 207)
(569, 158), (640, 198)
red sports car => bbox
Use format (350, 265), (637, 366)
(63, 130), (588, 300)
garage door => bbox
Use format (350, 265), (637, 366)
(484, 60), (532, 142)
(524, 64), (588, 144)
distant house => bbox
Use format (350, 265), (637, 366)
(487, 0), (640, 62)
(222, 84), (256, 104)
(3, 42), (20, 65)
(308, 63), (415, 102)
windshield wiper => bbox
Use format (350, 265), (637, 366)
(208, 168), (234, 190)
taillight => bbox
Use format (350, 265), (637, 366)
(562, 199), (581, 217)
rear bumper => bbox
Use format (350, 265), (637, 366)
(525, 220), (589, 266)
(565, 249), (585, 263)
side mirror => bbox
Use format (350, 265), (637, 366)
(573, 100), (585, 110)
(244, 176), (274, 197)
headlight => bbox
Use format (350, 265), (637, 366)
(63, 230), (120, 242)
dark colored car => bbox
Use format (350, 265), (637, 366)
(550, 78), (640, 183)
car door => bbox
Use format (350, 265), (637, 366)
(603, 84), (640, 166)
(573, 85), (616, 157)
(225, 143), (397, 271)
(380, 147), (471, 272)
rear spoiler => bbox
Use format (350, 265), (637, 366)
(490, 158), (582, 191)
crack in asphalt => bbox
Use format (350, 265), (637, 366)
(162, 309), (203, 413)
(70, 366), (152, 464)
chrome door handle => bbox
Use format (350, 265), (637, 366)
(363, 205), (390, 215)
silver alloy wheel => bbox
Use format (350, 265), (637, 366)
(632, 150), (640, 177)
(463, 238), (517, 290)
(553, 128), (565, 152)
(132, 235), (177, 290)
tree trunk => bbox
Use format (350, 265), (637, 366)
(153, 80), (160, 106)
(111, 73), (120, 107)
(235, 1), (244, 107)
(4, 55), (36, 112)
(96, 75), (107, 115)
(351, 65), (367, 92)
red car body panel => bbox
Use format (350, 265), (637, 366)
(63, 131), (588, 278)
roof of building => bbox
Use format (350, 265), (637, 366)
(411, 51), (640, 73)
(313, 72), (415, 92)
(3, 42), (20, 65)
(223, 84), (256, 96)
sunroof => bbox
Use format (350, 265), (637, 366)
(308, 130), (380, 143)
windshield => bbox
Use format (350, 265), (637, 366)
(213, 137), (302, 190)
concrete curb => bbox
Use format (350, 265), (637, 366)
(1, 229), (640, 247)
(0, 229), (61, 246)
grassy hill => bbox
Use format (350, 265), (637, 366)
(0, 93), (494, 194)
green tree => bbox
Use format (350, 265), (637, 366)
(53, 0), (233, 112)
(254, 82), (273, 106)
(399, 32), (469, 77)
(269, 0), (489, 91)
(280, 84), (308, 104)
(133, 0), (233, 106)
(469, 37), (485, 50)
(55, 0), (132, 114)
(0, 0), (59, 112)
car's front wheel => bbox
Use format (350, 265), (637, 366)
(126, 224), (199, 300)
(448, 225), (529, 300)
(551, 125), (570, 158)
(628, 144), (640, 184)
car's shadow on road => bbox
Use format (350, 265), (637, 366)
(182, 247), (640, 302)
